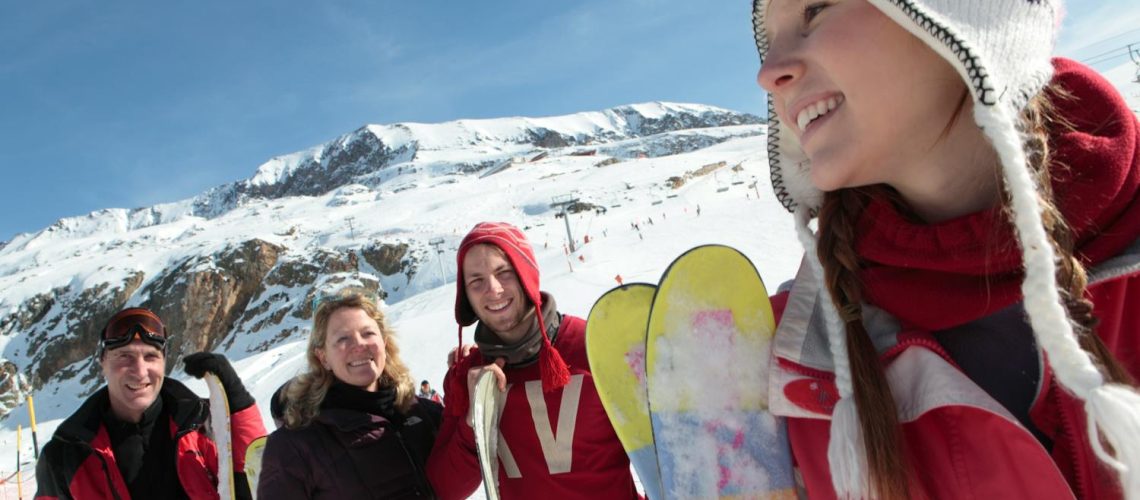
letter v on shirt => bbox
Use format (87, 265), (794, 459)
(495, 374), (585, 477)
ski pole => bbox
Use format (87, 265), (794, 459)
(27, 396), (39, 460)
(16, 424), (22, 500)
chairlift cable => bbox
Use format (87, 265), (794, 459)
(1065, 27), (1140, 56)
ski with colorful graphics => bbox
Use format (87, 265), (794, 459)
(244, 435), (268, 499)
(645, 245), (795, 499)
(473, 369), (503, 500)
(204, 373), (236, 500)
(586, 283), (665, 500)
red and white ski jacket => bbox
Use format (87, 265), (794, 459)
(34, 378), (267, 500)
(426, 314), (640, 500)
(769, 59), (1140, 500)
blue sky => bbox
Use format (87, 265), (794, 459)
(2, 0), (1138, 241)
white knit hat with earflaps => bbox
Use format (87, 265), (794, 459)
(751, 0), (1140, 498)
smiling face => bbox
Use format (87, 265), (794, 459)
(463, 244), (533, 343)
(757, 0), (971, 196)
(316, 307), (386, 392)
(101, 341), (165, 423)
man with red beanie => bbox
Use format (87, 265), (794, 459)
(426, 222), (639, 499)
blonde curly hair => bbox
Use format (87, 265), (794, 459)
(282, 294), (416, 429)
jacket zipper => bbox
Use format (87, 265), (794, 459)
(395, 428), (434, 498)
(96, 450), (126, 500)
(1054, 387), (1087, 498)
(57, 434), (125, 500)
(776, 335), (958, 382)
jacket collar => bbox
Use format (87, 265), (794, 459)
(54, 378), (205, 445)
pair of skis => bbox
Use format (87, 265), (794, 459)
(204, 374), (240, 500)
(473, 370), (504, 500)
(586, 245), (795, 499)
(205, 374), (271, 500)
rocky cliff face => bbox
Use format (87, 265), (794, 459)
(0, 361), (30, 418)
(141, 239), (284, 359)
(0, 237), (425, 413)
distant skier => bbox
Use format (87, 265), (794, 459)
(35, 308), (265, 500)
(426, 222), (638, 500)
(419, 380), (444, 405)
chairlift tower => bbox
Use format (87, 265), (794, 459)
(551, 193), (580, 253)
(1130, 43), (1140, 83)
(428, 237), (447, 282)
(345, 216), (356, 240)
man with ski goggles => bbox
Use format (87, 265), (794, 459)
(36, 307), (267, 500)
(97, 307), (168, 355)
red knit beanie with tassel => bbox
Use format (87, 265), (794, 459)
(446, 222), (571, 414)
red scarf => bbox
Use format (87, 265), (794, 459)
(856, 58), (1140, 331)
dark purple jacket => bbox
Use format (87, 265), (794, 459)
(258, 399), (442, 500)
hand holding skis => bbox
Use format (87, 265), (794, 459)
(184, 352), (255, 412)
(466, 358), (506, 426)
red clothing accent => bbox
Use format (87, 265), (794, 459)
(777, 269), (1140, 499)
(771, 59), (1140, 499)
(855, 58), (1140, 332)
(787, 403), (1075, 499)
(427, 315), (640, 500)
(34, 379), (267, 500)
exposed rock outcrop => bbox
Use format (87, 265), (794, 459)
(141, 239), (284, 361)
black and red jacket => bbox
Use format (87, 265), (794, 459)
(35, 378), (266, 500)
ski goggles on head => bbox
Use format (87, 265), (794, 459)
(99, 308), (168, 355)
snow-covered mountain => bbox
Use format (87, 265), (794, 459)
(2, 62), (1135, 493)
(2, 102), (760, 253)
(0, 101), (804, 493)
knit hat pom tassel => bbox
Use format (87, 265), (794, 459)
(443, 325), (472, 418)
(828, 397), (871, 499)
(538, 316), (571, 393)
(978, 103), (1140, 499)
(533, 307), (570, 394)
(1087, 385), (1140, 497)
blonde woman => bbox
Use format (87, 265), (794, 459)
(258, 294), (441, 499)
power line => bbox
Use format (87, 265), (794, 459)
(1065, 27), (1140, 56)
(1081, 45), (1129, 64)
(1080, 42), (1140, 67)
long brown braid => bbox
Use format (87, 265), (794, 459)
(814, 84), (1134, 498)
(818, 187), (910, 499)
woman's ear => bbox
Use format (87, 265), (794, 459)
(315, 348), (329, 370)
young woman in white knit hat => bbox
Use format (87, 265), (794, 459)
(752, 0), (1140, 498)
